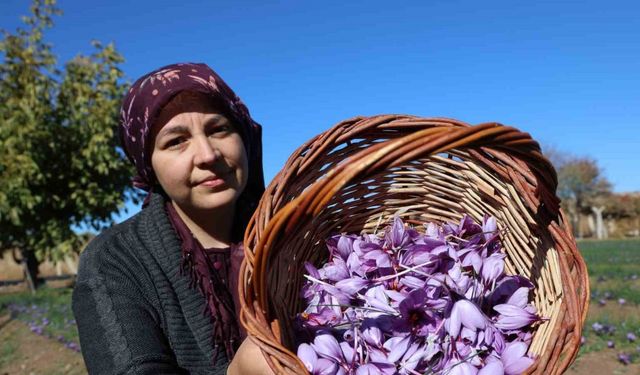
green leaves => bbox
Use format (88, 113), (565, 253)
(0, 0), (138, 262)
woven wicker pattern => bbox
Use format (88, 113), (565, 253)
(239, 115), (589, 374)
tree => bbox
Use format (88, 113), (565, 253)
(0, 0), (137, 290)
(554, 155), (612, 238)
(602, 192), (640, 237)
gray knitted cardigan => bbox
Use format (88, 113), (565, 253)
(72, 193), (229, 374)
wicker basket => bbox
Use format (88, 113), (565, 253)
(239, 115), (589, 374)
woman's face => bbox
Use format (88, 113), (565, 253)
(150, 91), (248, 215)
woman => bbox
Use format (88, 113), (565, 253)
(72, 63), (272, 374)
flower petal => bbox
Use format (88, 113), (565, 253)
(494, 304), (539, 330)
(336, 236), (354, 260)
(478, 359), (504, 375)
(503, 356), (534, 375)
(297, 343), (318, 372)
(312, 334), (343, 362)
(335, 277), (369, 296)
(506, 287), (530, 309)
(315, 359), (339, 375)
(384, 336), (411, 363)
(304, 262), (321, 279)
(457, 300), (487, 334)
(449, 361), (479, 375)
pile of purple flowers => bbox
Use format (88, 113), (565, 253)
(297, 215), (543, 375)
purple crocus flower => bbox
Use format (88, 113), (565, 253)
(446, 264), (473, 294)
(297, 215), (542, 375)
(604, 325), (617, 335)
(494, 304), (540, 331)
(355, 364), (382, 375)
(505, 287), (530, 309)
(363, 249), (393, 268)
(486, 276), (534, 307)
(361, 325), (384, 347)
(627, 332), (637, 342)
(462, 250), (484, 274)
(297, 343), (339, 375)
(302, 307), (342, 328)
(447, 299), (487, 337)
(617, 352), (631, 365)
(500, 341), (534, 375)
(457, 215), (483, 238)
(477, 358), (504, 375)
(482, 215), (498, 242)
(386, 216), (411, 250)
(383, 336), (412, 363)
(591, 322), (604, 333)
(361, 285), (398, 316)
(447, 361), (479, 375)
(481, 325), (506, 354)
(335, 277), (369, 296)
(481, 253), (506, 285)
(397, 341), (426, 374)
(396, 289), (437, 336)
(399, 275), (426, 290)
(311, 333), (346, 366)
(607, 341), (615, 348)
(618, 298), (626, 305)
(323, 257), (350, 282)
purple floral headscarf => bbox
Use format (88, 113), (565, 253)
(119, 62), (263, 198)
(118, 62), (265, 359)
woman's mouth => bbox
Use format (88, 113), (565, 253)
(196, 175), (227, 188)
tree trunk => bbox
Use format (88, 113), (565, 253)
(568, 202), (580, 238)
(22, 250), (41, 293)
(591, 206), (606, 239)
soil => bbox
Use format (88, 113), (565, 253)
(0, 315), (85, 375)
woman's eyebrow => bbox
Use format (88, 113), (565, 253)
(204, 114), (229, 126)
(158, 125), (190, 138)
(158, 115), (230, 138)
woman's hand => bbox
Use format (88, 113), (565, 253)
(227, 338), (275, 375)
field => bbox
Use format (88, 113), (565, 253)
(0, 239), (639, 374)
(567, 239), (640, 374)
(0, 288), (84, 374)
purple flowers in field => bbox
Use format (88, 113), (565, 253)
(587, 319), (640, 364)
(6, 301), (80, 353)
(627, 332), (637, 342)
(297, 215), (543, 374)
(617, 352), (631, 365)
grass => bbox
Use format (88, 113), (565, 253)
(0, 287), (79, 347)
(578, 238), (640, 363)
(0, 330), (18, 368)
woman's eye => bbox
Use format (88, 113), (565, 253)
(166, 137), (187, 149)
(207, 124), (233, 136)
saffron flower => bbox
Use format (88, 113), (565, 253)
(297, 215), (541, 374)
(617, 352), (631, 365)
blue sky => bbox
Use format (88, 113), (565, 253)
(2, 0), (639, 222)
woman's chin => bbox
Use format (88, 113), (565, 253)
(191, 189), (239, 212)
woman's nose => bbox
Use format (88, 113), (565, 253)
(193, 136), (219, 167)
